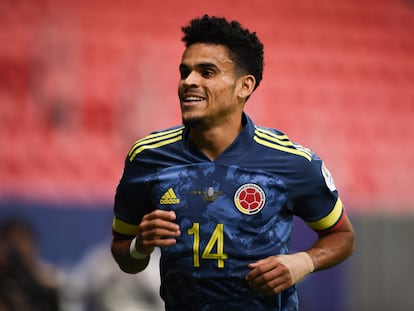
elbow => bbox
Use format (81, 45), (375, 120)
(348, 230), (356, 257)
(118, 263), (142, 274)
(338, 229), (356, 263)
(110, 239), (146, 274)
(112, 254), (147, 274)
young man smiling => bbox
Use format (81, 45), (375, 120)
(111, 15), (355, 311)
(178, 42), (254, 159)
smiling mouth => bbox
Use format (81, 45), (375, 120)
(181, 95), (206, 105)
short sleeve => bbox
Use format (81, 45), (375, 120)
(292, 156), (345, 233)
(112, 157), (153, 236)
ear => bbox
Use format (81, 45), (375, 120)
(237, 74), (256, 100)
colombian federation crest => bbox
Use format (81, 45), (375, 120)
(234, 183), (266, 215)
(321, 162), (336, 192)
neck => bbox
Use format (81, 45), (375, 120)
(189, 115), (244, 161)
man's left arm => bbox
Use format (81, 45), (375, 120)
(306, 213), (354, 271)
(246, 212), (354, 294)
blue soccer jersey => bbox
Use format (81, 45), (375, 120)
(113, 113), (345, 311)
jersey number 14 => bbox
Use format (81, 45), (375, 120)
(188, 223), (228, 268)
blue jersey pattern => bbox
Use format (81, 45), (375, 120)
(114, 114), (342, 311)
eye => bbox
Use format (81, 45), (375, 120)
(179, 65), (190, 80)
(201, 69), (215, 78)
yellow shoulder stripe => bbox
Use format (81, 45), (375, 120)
(112, 217), (139, 236)
(306, 198), (343, 231)
(254, 127), (312, 161)
(128, 127), (184, 161)
(255, 126), (290, 142)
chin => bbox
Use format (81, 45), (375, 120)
(182, 116), (203, 128)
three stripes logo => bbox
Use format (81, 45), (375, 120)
(160, 188), (180, 205)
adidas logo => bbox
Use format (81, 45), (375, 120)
(160, 188), (180, 204)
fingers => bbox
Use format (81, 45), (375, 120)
(246, 256), (293, 295)
(138, 210), (181, 250)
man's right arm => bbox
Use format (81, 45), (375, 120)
(111, 235), (152, 274)
(111, 210), (180, 274)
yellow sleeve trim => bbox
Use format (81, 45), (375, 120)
(112, 217), (139, 236)
(306, 198), (343, 231)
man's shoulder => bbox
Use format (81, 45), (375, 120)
(143, 125), (185, 138)
(252, 125), (313, 162)
(127, 125), (185, 162)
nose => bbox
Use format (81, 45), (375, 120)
(182, 71), (200, 87)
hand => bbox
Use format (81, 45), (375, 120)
(136, 210), (181, 254)
(246, 256), (293, 295)
(245, 252), (314, 295)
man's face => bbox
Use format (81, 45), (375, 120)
(178, 43), (243, 128)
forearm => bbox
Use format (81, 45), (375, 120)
(111, 210), (180, 274)
(111, 238), (150, 274)
(306, 214), (355, 271)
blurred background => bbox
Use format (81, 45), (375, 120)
(0, 0), (413, 310)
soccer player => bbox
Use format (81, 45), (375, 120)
(111, 15), (355, 311)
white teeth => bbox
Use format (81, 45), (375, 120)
(184, 96), (203, 102)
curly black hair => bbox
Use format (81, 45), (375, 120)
(181, 15), (264, 90)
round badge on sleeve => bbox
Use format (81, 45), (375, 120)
(234, 183), (266, 215)
(321, 162), (336, 191)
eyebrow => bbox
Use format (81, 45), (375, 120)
(179, 62), (220, 71)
